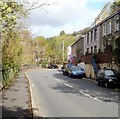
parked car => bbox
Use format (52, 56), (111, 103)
(47, 64), (58, 69)
(68, 66), (85, 78)
(96, 69), (120, 88)
(62, 63), (74, 76)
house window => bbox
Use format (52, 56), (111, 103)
(87, 33), (89, 44)
(91, 31), (93, 41)
(91, 46), (93, 54)
(94, 28), (97, 40)
(103, 22), (106, 36)
(94, 45), (97, 53)
(114, 15), (119, 32)
(107, 20), (111, 35)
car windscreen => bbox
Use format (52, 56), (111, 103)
(73, 66), (82, 71)
(70, 66), (76, 71)
(67, 64), (73, 69)
(105, 70), (114, 76)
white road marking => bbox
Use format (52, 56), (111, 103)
(53, 77), (101, 102)
(53, 78), (62, 82)
(64, 83), (73, 88)
(53, 78), (73, 88)
(31, 84), (34, 88)
(80, 91), (102, 103)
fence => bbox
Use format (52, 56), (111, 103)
(0, 70), (3, 90)
(0, 66), (20, 90)
(0, 64), (40, 90)
(81, 52), (113, 64)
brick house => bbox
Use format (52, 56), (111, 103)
(71, 36), (85, 65)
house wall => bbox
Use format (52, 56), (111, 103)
(71, 44), (76, 57)
(100, 13), (120, 52)
(71, 37), (85, 63)
(85, 63), (118, 79)
(84, 26), (101, 54)
(84, 10), (120, 54)
(76, 37), (84, 55)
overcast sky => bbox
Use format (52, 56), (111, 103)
(27, 0), (112, 38)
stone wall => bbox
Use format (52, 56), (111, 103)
(85, 62), (119, 79)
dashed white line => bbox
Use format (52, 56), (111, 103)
(53, 77), (102, 102)
(80, 91), (102, 102)
(53, 78), (73, 88)
(53, 78), (62, 82)
(64, 83), (73, 88)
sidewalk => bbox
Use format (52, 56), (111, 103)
(0, 69), (33, 119)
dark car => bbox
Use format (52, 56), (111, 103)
(96, 69), (120, 88)
(48, 64), (58, 69)
(68, 66), (85, 78)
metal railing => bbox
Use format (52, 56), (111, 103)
(0, 66), (20, 88)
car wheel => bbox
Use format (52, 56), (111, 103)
(70, 74), (73, 78)
(96, 80), (100, 86)
(79, 75), (82, 79)
(105, 82), (109, 88)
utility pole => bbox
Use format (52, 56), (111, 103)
(63, 40), (65, 62)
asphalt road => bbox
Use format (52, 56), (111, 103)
(26, 69), (119, 117)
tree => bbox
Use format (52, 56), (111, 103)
(1, 1), (27, 69)
(33, 36), (48, 64)
(46, 34), (75, 64)
(114, 36), (120, 65)
(111, 1), (120, 13)
(60, 30), (66, 35)
(20, 30), (34, 64)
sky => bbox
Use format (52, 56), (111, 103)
(27, 0), (113, 38)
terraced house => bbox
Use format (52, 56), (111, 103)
(84, 9), (120, 55)
(84, 8), (120, 78)
(69, 3), (120, 79)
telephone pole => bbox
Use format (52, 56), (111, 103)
(63, 40), (65, 62)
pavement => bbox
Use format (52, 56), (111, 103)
(0, 69), (33, 119)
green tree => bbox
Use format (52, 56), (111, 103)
(33, 36), (48, 65)
(114, 36), (120, 65)
(111, 0), (120, 13)
(47, 34), (75, 64)
(60, 30), (66, 35)
(20, 30), (34, 64)
(1, 1), (27, 69)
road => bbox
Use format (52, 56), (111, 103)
(26, 69), (119, 117)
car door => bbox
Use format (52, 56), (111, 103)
(98, 70), (105, 84)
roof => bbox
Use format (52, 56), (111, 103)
(87, 8), (120, 33)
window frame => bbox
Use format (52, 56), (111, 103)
(102, 22), (106, 36)
(114, 15), (119, 32)
(107, 20), (111, 35)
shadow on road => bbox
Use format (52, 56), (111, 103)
(52, 71), (119, 103)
